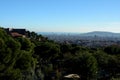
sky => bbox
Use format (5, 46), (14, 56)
(0, 0), (120, 33)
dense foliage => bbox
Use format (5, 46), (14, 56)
(0, 28), (120, 80)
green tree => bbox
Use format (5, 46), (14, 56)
(0, 28), (36, 80)
(16, 37), (35, 53)
(15, 37), (36, 80)
(0, 28), (22, 80)
(34, 42), (60, 61)
(64, 52), (98, 80)
(104, 45), (120, 55)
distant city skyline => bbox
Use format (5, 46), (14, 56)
(1, 0), (120, 33)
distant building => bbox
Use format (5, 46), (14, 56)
(4, 28), (28, 38)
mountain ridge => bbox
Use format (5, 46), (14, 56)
(80, 31), (120, 37)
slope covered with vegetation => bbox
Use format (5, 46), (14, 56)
(0, 28), (120, 80)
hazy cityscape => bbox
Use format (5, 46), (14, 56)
(39, 31), (120, 47)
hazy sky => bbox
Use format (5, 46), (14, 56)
(0, 0), (120, 33)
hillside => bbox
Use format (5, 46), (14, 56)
(81, 31), (120, 37)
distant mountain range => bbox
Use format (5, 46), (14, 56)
(80, 31), (120, 37)
(38, 31), (120, 37)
